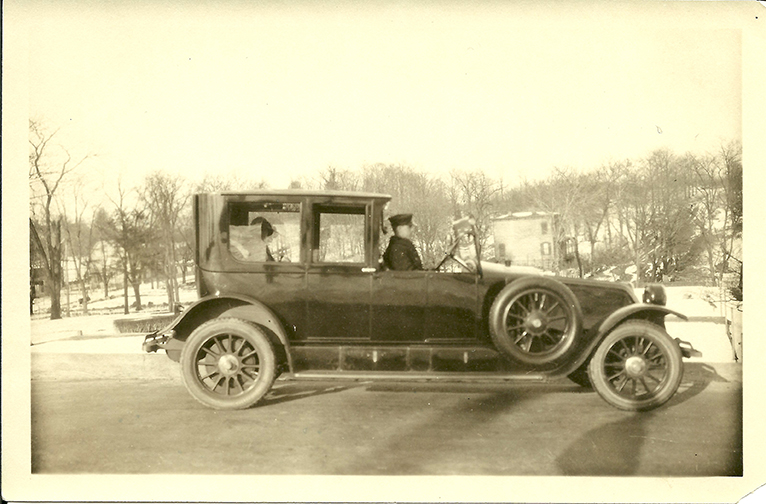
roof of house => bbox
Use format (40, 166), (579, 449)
(493, 211), (558, 221)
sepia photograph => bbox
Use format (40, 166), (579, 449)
(3, 0), (765, 502)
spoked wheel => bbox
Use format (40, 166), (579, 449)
(489, 277), (583, 365)
(588, 321), (683, 411)
(181, 318), (276, 410)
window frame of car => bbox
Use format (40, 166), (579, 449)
(308, 200), (373, 268)
(223, 196), (307, 267)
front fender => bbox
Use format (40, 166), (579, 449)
(143, 294), (293, 370)
(553, 303), (688, 380)
(596, 304), (688, 339)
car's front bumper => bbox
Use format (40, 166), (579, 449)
(676, 338), (702, 359)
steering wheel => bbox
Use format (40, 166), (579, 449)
(434, 238), (474, 272)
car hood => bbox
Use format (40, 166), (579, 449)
(479, 261), (546, 279)
(478, 261), (638, 301)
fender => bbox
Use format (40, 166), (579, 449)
(145, 294), (293, 370)
(552, 303), (688, 380)
(596, 304), (688, 339)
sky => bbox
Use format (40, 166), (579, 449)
(20, 0), (746, 195)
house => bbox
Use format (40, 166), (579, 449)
(492, 211), (569, 270)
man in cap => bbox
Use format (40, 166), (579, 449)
(383, 213), (423, 271)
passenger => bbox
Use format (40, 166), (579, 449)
(230, 217), (277, 262)
(383, 213), (423, 271)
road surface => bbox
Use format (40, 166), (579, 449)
(31, 362), (741, 476)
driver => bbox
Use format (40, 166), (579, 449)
(383, 213), (423, 271)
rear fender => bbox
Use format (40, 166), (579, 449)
(155, 295), (292, 370)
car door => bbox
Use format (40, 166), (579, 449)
(371, 269), (428, 343)
(426, 271), (479, 343)
(305, 201), (373, 341)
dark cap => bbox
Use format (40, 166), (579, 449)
(388, 213), (413, 228)
(250, 216), (276, 239)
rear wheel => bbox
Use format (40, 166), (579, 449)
(588, 321), (683, 411)
(181, 318), (276, 410)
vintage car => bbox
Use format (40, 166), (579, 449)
(143, 190), (700, 411)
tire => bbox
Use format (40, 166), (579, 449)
(489, 277), (583, 365)
(567, 362), (593, 389)
(180, 318), (277, 410)
(588, 321), (683, 411)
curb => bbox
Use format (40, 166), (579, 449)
(32, 353), (182, 382)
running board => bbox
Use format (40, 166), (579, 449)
(284, 371), (549, 382)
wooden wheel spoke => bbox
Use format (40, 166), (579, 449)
(233, 376), (245, 393)
(211, 375), (226, 392)
(607, 348), (626, 361)
(640, 378), (653, 394)
(544, 301), (560, 316)
(201, 346), (220, 358)
(607, 370), (625, 381)
(200, 368), (219, 380)
(515, 301), (530, 315)
(240, 349), (258, 360)
(616, 377), (629, 392)
(522, 336), (533, 352)
(642, 341), (654, 356)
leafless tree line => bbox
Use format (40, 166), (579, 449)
(29, 118), (742, 320)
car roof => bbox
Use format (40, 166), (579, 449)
(212, 189), (392, 202)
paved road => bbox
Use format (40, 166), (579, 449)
(31, 362), (741, 476)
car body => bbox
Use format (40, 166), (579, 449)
(143, 190), (700, 411)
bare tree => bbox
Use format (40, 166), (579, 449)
(195, 172), (269, 193)
(61, 178), (100, 315)
(92, 208), (118, 298)
(449, 170), (499, 256)
(104, 182), (157, 313)
(362, 163), (451, 267)
(144, 171), (191, 308)
(689, 142), (742, 287)
(28, 120), (91, 319)
(527, 168), (590, 276)
(318, 166), (360, 191)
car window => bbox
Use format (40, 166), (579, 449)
(314, 205), (366, 264)
(228, 201), (301, 263)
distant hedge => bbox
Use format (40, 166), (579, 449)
(114, 314), (176, 334)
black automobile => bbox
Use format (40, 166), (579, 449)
(143, 190), (699, 411)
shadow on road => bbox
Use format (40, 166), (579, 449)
(665, 362), (730, 408)
(348, 387), (532, 474)
(556, 362), (735, 476)
(556, 412), (647, 475)
(259, 381), (360, 406)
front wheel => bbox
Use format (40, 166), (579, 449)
(588, 321), (683, 411)
(180, 318), (277, 410)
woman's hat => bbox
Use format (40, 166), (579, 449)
(250, 216), (277, 239)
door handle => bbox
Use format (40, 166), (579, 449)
(361, 267), (376, 273)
